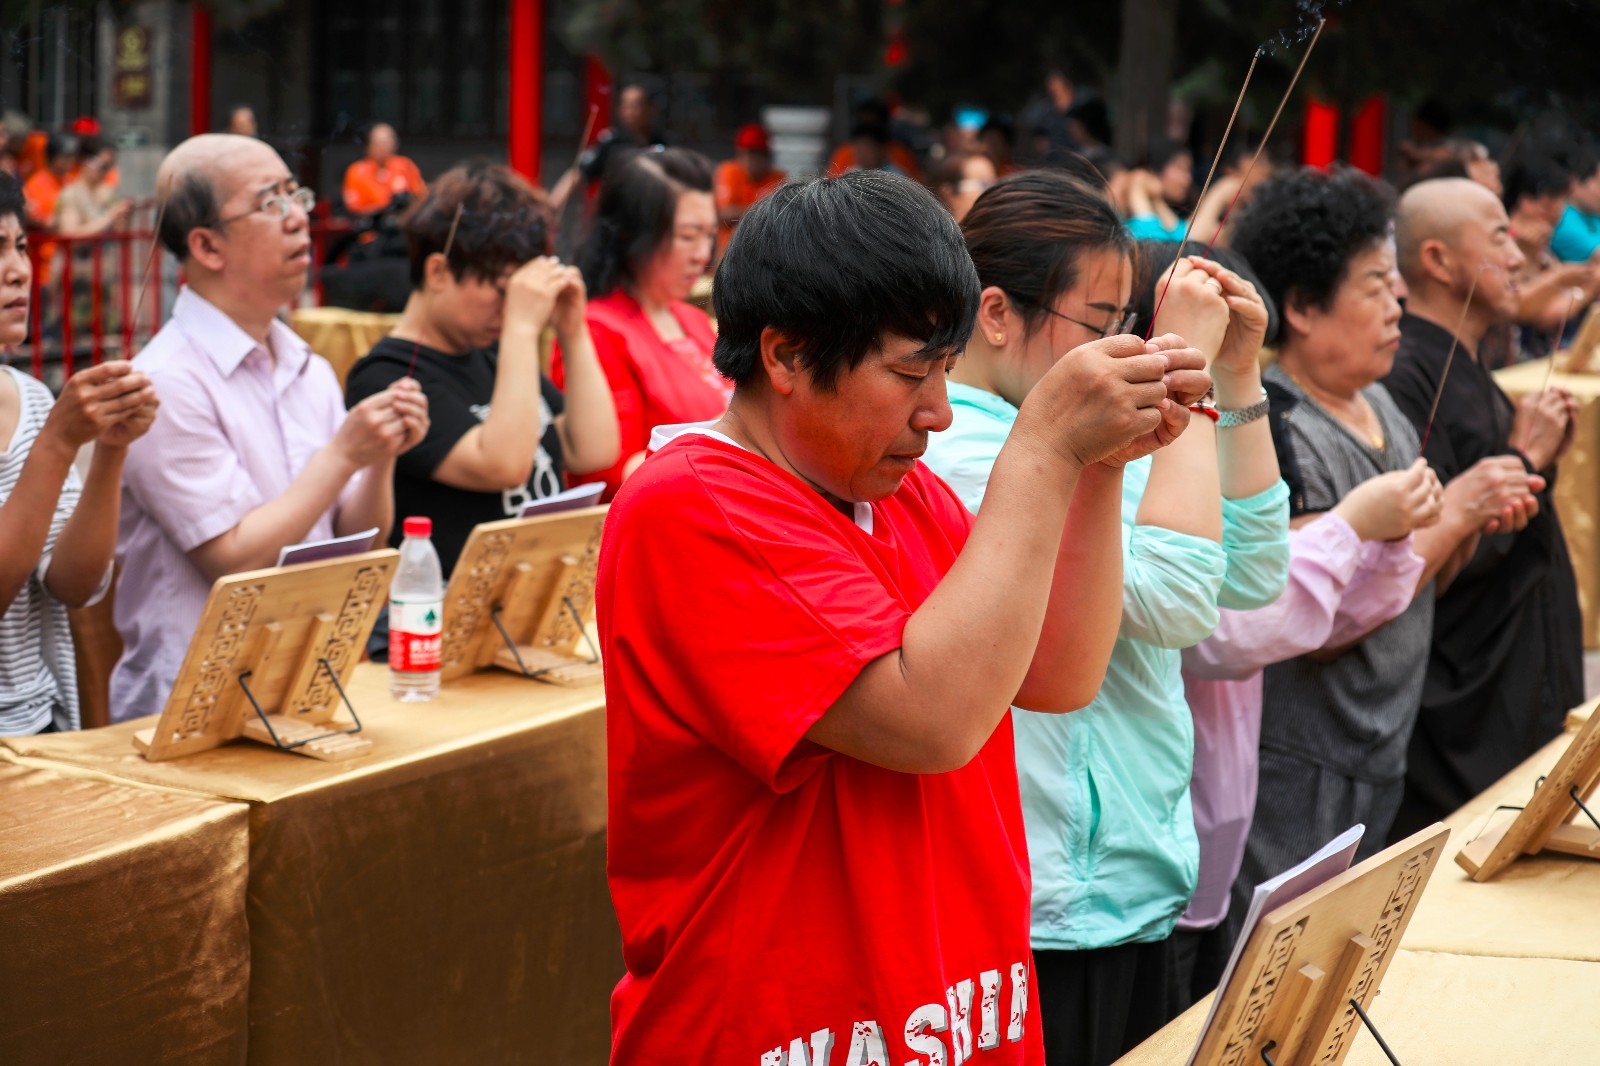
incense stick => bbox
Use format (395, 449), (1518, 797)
(406, 202), (465, 378)
(1198, 17), (1326, 261)
(1419, 269), (1484, 453)
(1541, 290), (1578, 393)
(574, 103), (601, 172)
(1144, 50), (1260, 340)
(130, 199), (168, 345)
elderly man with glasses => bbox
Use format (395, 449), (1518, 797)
(109, 134), (429, 723)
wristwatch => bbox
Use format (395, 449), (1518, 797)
(1216, 389), (1269, 428)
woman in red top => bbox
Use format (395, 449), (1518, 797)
(557, 147), (726, 497)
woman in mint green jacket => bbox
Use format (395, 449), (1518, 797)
(923, 171), (1289, 1066)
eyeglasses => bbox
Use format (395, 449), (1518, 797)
(1014, 294), (1138, 339)
(213, 186), (316, 227)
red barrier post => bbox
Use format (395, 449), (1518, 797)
(60, 246), (75, 377)
(91, 241), (104, 364)
(29, 246), (42, 379)
(121, 231), (134, 356)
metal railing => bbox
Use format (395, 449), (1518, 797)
(22, 203), (355, 385)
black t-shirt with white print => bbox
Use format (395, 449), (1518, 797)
(346, 336), (566, 578)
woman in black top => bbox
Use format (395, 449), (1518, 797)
(346, 161), (620, 576)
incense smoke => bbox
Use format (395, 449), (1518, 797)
(1260, 0), (1345, 55)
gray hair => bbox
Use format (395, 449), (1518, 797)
(158, 169), (221, 260)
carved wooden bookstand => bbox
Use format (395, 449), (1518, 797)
(438, 507), (606, 688)
(1190, 826), (1449, 1066)
(132, 550), (397, 763)
(1456, 709), (1600, 881)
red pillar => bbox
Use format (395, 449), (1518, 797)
(583, 54), (613, 144)
(190, 4), (212, 136)
(1348, 96), (1387, 176)
(508, 0), (542, 182)
(1302, 99), (1340, 168)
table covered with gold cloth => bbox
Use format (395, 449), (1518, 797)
(4, 665), (619, 1065)
(288, 307), (400, 387)
(1115, 949), (1600, 1065)
(1117, 706), (1600, 1064)
(0, 759), (250, 1064)
(1494, 358), (1600, 648)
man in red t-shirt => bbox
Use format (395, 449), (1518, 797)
(599, 170), (1211, 1065)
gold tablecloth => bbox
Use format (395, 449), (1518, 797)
(1116, 949), (1600, 1065)
(1494, 358), (1600, 647)
(1398, 706), (1600, 963)
(288, 307), (400, 387)
(0, 758), (250, 1064)
(5, 665), (619, 1065)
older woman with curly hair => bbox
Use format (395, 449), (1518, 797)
(1222, 166), (1537, 908)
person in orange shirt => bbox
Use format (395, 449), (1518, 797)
(342, 123), (426, 217)
(828, 99), (921, 180)
(23, 135), (76, 229)
(712, 124), (785, 254)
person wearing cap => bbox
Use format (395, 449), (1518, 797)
(712, 123), (785, 255)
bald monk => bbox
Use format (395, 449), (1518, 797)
(110, 135), (430, 722)
(1381, 177), (1583, 837)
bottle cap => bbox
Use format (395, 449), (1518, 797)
(403, 516), (432, 538)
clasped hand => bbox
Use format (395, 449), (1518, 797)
(1019, 331), (1211, 469)
(337, 376), (430, 467)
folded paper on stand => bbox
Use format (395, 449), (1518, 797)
(1185, 824), (1364, 1066)
(520, 483), (605, 519)
(277, 527), (381, 567)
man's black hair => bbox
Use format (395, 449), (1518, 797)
(1229, 165), (1395, 314)
(0, 171), (24, 228)
(1501, 153), (1573, 210)
(712, 170), (979, 392)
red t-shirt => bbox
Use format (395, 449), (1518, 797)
(552, 290), (728, 499)
(599, 433), (1042, 1066)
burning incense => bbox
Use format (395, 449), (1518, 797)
(406, 202), (466, 378)
(130, 198), (168, 340)
(1198, 17), (1327, 260)
(1144, 50), (1260, 339)
(1541, 290), (1579, 393)
(1418, 269), (1484, 453)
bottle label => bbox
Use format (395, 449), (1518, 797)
(390, 599), (443, 672)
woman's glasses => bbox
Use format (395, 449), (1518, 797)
(1020, 297), (1138, 339)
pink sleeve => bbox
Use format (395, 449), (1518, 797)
(1324, 536), (1426, 648)
(1181, 515), (1362, 681)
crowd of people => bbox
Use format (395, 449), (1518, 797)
(0, 79), (1592, 1066)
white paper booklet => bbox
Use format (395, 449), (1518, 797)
(1184, 824), (1365, 1066)
(518, 482), (605, 518)
(276, 527), (382, 567)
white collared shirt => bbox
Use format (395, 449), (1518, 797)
(111, 287), (353, 722)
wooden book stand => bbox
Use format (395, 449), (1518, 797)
(1190, 826), (1449, 1066)
(1456, 709), (1600, 881)
(438, 506), (606, 688)
(132, 550), (397, 763)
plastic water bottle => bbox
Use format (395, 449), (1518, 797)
(389, 516), (443, 702)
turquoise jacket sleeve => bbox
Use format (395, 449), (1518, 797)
(919, 402), (1012, 514)
(1121, 523), (1229, 649)
(1216, 479), (1291, 610)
